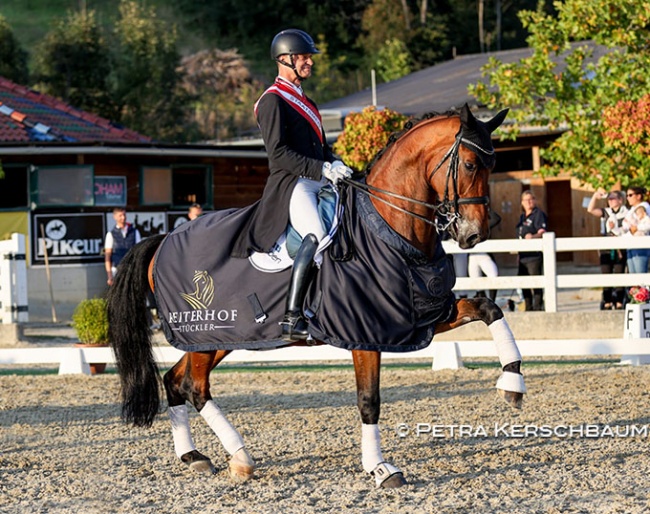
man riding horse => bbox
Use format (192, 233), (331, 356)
(231, 29), (353, 342)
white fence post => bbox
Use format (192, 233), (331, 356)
(0, 233), (29, 324)
(542, 232), (558, 313)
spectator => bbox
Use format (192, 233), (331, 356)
(622, 186), (650, 274)
(633, 205), (650, 236)
(104, 207), (141, 287)
(586, 189), (628, 310)
(188, 203), (203, 220)
(516, 191), (547, 311)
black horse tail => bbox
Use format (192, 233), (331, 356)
(107, 234), (166, 427)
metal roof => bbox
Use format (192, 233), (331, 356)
(321, 41), (608, 120)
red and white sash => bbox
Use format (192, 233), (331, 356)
(255, 78), (323, 144)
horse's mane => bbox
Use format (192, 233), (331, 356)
(362, 109), (458, 176)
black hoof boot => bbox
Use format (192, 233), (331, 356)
(281, 312), (309, 342)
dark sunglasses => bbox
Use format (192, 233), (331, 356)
(627, 193), (640, 197)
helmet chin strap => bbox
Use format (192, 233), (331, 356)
(277, 56), (307, 82)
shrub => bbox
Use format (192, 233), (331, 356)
(332, 106), (408, 171)
(72, 298), (109, 345)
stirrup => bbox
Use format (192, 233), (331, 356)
(280, 312), (308, 342)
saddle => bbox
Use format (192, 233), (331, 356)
(248, 185), (341, 273)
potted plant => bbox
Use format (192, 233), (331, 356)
(72, 297), (110, 374)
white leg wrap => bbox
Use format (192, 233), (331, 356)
(200, 400), (245, 456)
(496, 371), (527, 393)
(489, 317), (522, 367)
(168, 404), (197, 458)
(361, 424), (384, 473)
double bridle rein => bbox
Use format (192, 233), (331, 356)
(344, 130), (491, 233)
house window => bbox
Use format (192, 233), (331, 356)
(172, 165), (211, 207)
(0, 164), (29, 209)
(141, 166), (173, 205)
(31, 165), (94, 207)
(141, 165), (212, 207)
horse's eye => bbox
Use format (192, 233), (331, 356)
(464, 161), (477, 173)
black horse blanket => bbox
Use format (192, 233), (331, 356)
(154, 187), (456, 353)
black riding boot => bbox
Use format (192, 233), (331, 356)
(281, 234), (319, 342)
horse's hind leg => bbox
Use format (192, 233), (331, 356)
(164, 350), (254, 481)
(352, 350), (406, 489)
(436, 297), (526, 408)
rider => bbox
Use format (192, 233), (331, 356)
(231, 28), (353, 342)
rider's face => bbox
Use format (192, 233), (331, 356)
(291, 53), (313, 79)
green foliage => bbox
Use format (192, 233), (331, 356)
(0, 14), (28, 83)
(332, 106), (408, 171)
(304, 36), (359, 104)
(375, 38), (411, 82)
(72, 298), (109, 345)
(111, 0), (195, 142)
(470, 0), (650, 189)
(32, 9), (112, 117)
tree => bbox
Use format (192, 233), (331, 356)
(0, 15), (29, 84)
(179, 49), (263, 140)
(375, 38), (411, 82)
(111, 0), (196, 142)
(32, 9), (112, 117)
(470, 0), (650, 188)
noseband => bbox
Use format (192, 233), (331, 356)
(345, 130), (490, 233)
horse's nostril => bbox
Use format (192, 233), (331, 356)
(465, 234), (481, 248)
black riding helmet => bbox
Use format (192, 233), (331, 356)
(271, 29), (319, 81)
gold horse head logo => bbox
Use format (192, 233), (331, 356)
(180, 270), (215, 310)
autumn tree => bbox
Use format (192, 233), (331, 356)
(470, 0), (650, 188)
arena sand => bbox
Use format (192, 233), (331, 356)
(1, 362), (649, 513)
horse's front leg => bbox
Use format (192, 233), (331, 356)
(436, 297), (526, 408)
(352, 350), (406, 489)
(164, 350), (254, 481)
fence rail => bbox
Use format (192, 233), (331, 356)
(2, 233), (650, 374)
(443, 233), (650, 312)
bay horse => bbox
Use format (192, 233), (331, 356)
(107, 104), (526, 489)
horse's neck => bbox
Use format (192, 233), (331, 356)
(367, 122), (450, 258)
(368, 146), (437, 257)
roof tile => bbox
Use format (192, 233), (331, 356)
(0, 76), (151, 144)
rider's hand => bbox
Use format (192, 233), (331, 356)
(322, 160), (352, 185)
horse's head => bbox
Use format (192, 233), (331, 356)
(431, 104), (508, 249)
(362, 104), (508, 257)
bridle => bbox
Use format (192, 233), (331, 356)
(344, 130), (491, 233)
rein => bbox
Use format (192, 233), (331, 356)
(344, 131), (490, 232)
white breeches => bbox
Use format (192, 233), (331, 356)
(468, 253), (498, 278)
(289, 177), (327, 241)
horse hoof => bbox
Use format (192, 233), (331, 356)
(181, 450), (217, 475)
(380, 472), (406, 489)
(499, 389), (523, 409)
(372, 462), (406, 489)
(229, 448), (254, 483)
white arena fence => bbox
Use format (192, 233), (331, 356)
(443, 232), (650, 313)
(1, 232), (650, 374)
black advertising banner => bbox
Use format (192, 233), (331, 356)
(94, 176), (126, 206)
(32, 213), (106, 265)
(167, 211), (190, 232)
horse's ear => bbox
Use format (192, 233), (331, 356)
(484, 108), (509, 134)
(459, 103), (478, 131)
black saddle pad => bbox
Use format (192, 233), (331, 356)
(154, 190), (456, 353)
